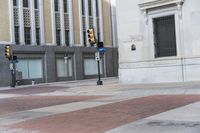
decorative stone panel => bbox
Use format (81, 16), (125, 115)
(35, 10), (40, 28)
(82, 17), (86, 31)
(55, 12), (61, 29)
(14, 7), (19, 26)
(89, 17), (93, 28)
(64, 13), (69, 30)
(23, 8), (31, 27)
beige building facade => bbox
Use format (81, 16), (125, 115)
(0, 0), (115, 47)
(0, 0), (118, 86)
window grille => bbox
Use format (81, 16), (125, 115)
(64, 14), (69, 30)
(89, 17), (93, 28)
(82, 16), (86, 31)
(23, 8), (31, 27)
(35, 10), (40, 28)
(14, 7), (19, 26)
(153, 15), (177, 57)
(55, 12), (61, 29)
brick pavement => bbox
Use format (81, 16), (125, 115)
(6, 95), (200, 133)
(0, 96), (104, 116)
(0, 85), (67, 95)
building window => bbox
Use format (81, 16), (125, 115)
(84, 58), (102, 75)
(34, 0), (38, 9)
(23, 0), (29, 7)
(82, 0), (85, 15)
(64, 0), (68, 13)
(56, 30), (61, 46)
(15, 26), (20, 45)
(88, 0), (92, 16)
(24, 27), (31, 45)
(36, 28), (40, 45)
(65, 30), (69, 46)
(96, 0), (99, 17)
(153, 15), (177, 58)
(56, 58), (73, 77)
(55, 0), (59, 11)
(16, 59), (43, 79)
(13, 0), (18, 6)
(83, 31), (86, 47)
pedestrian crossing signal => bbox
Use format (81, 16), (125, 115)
(5, 45), (11, 59)
(87, 28), (96, 46)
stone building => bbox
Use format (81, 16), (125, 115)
(116, 0), (200, 83)
(0, 0), (118, 86)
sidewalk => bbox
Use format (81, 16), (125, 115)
(0, 78), (200, 133)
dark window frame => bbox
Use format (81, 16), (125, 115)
(34, 0), (38, 9)
(36, 28), (40, 45)
(88, 0), (92, 16)
(24, 27), (31, 45)
(23, 0), (29, 8)
(64, 0), (68, 13)
(55, 0), (59, 11)
(153, 15), (177, 58)
(65, 30), (70, 46)
(56, 30), (61, 46)
(15, 26), (20, 45)
(13, 0), (18, 6)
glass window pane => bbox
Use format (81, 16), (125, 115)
(56, 58), (73, 77)
(28, 59), (43, 79)
(56, 59), (66, 77)
(84, 58), (102, 75)
(16, 59), (29, 79)
(68, 59), (73, 77)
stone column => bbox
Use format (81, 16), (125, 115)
(30, 0), (36, 45)
(51, 0), (56, 45)
(68, 0), (74, 46)
(59, 0), (66, 46)
(92, 0), (97, 38)
(39, 0), (45, 45)
(84, 0), (89, 46)
(9, 0), (15, 44)
(98, 0), (104, 42)
(78, 0), (84, 46)
(18, 0), (25, 45)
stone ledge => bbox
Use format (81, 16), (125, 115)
(139, 0), (184, 10)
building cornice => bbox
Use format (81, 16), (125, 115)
(139, 0), (184, 10)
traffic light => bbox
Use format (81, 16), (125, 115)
(97, 42), (104, 48)
(87, 28), (96, 46)
(5, 45), (11, 59)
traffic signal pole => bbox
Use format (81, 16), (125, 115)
(87, 28), (103, 85)
(97, 53), (103, 85)
(5, 45), (16, 88)
(11, 55), (16, 88)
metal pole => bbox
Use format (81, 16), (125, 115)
(97, 52), (103, 85)
(11, 55), (16, 88)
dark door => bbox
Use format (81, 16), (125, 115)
(153, 15), (177, 58)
